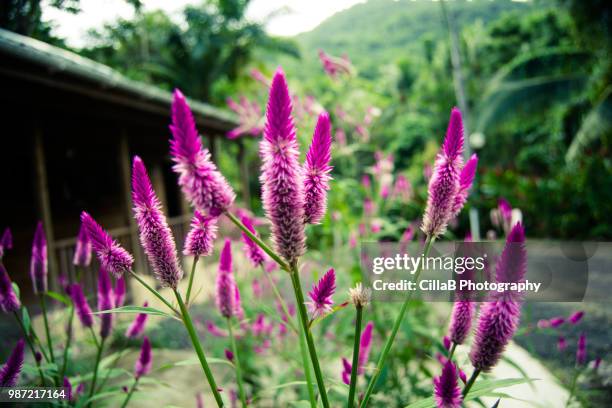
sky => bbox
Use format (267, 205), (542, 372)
(42, 0), (366, 47)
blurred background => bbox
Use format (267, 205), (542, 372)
(0, 0), (610, 406)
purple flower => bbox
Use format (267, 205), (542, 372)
(183, 211), (218, 257)
(134, 336), (152, 378)
(0, 227), (12, 259)
(69, 283), (93, 328)
(307, 268), (336, 318)
(421, 108), (464, 238)
(234, 283), (244, 321)
(260, 68), (306, 264)
(170, 89), (235, 216)
(0, 264), (20, 313)
(594, 357), (602, 370)
(240, 215), (266, 267)
(433, 360), (463, 408)
(206, 321), (226, 337)
(443, 336), (451, 351)
(498, 198), (512, 225)
(303, 112), (333, 224)
(63, 377), (73, 401)
(0, 339), (25, 387)
(568, 311), (584, 325)
(469, 223), (526, 372)
(132, 156), (183, 289)
(114, 276), (126, 308)
(537, 319), (551, 329)
(549, 317), (565, 328)
(196, 392), (204, 408)
(126, 301), (149, 338)
(73, 222), (92, 267)
(341, 357), (351, 385)
(224, 349), (234, 361)
(557, 336), (567, 351)
(448, 300), (476, 345)
(358, 321), (374, 375)
(81, 212), (134, 278)
(226, 96), (264, 139)
(576, 333), (587, 365)
(97, 268), (114, 339)
(30, 221), (48, 294)
(216, 239), (236, 318)
(451, 154), (478, 217)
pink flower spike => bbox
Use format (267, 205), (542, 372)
(307, 268), (336, 318)
(451, 154), (478, 217)
(134, 336), (152, 378)
(170, 89), (236, 216)
(80, 212), (134, 278)
(126, 301), (149, 338)
(421, 109), (464, 238)
(132, 156), (183, 289)
(184, 211), (218, 257)
(568, 311), (584, 325)
(216, 239), (236, 318)
(97, 267), (114, 339)
(30, 221), (48, 294)
(205, 321), (226, 337)
(0, 264), (20, 313)
(69, 283), (93, 328)
(443, 108), (464, 160)
(549, 317), (565, 328)
(358, 321), (374, 375)
(240, 215), (266, 267)
(0, 227), (12, 255)
(443, 336), (451, 351)
(73, 222), (92, 267)
(114, 276), (126, 308)
(557, 336), (567, 351)
(303, 112), (333, 224)
(433, 360), (463, 408)
(0, 339), (25, 387)
(260, 68), (306, 264)
(576, 333), (587, 365)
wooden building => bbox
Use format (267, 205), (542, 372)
(0, 28), (238, 304)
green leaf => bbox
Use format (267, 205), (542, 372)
(404, 378), (537, 408)
(92, 305), (173, 318)
(156, 357), (233, 372)
(46, 290), (71, 306)
(22, 307), (31, 335)
(12, 282), (20, 299)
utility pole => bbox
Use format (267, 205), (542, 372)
(441, 1), (481, 240)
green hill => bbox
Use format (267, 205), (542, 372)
(293, 0), (533, 78)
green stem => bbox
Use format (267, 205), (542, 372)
(289, 265), (330, 408)
(298, 317), (317, 408)
(448, 342), (457, 360)
(174, 290), (224, 407)
(360, 236), (434, 407)
(186, 256), (199, 305)
(88, 335), (105, 405)
(13, 311), (46, 386)
(261, 265), (297, 333)
(60, 304), (75, 380)
(29, 325), (50, 363)
(128, 270), (180, 316)
(225, 212), (289, 271)
(40, 294), (56, 363)
(565, 368), (580, 407)
(97, 339), (129, 393)
(347, 305), (363, 408)
(89, 326), (100, 349)
(462, 369), (481, 397)
(119, 377), (140, 408)
(227, 318), (247, 407)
